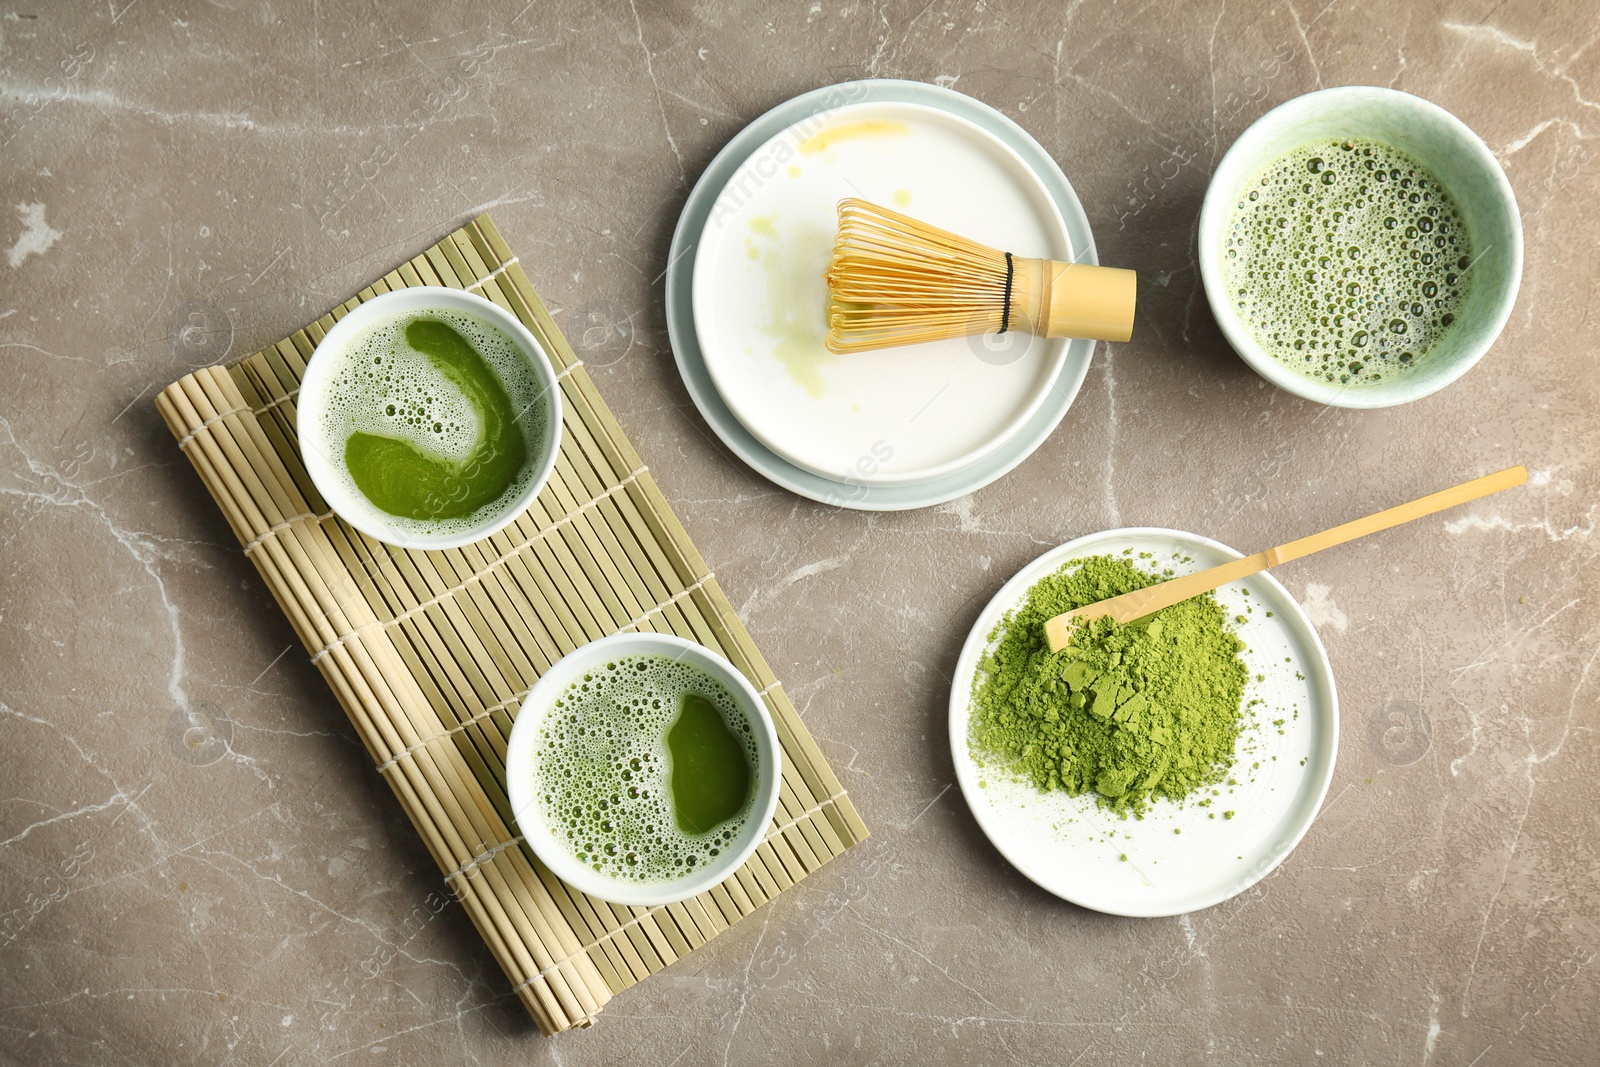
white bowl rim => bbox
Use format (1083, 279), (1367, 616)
(1198, 85), (1523, 409)
(297, 285), (563, 550)
(504, 632), (784, 907)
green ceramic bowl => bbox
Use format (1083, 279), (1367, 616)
(1200, 86), (1522, 408)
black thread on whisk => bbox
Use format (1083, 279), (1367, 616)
(998, 252), (1014, 335)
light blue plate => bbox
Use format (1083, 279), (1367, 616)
(665, 79), (1101, 511)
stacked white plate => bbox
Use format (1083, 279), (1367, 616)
(666, 80), (1104, 510)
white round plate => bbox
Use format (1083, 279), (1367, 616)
(949, 528), (1339, 916)
(692, 100), (1072, 487)
(665, 79), (1100, 510)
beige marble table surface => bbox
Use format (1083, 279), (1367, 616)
(3, 1), (1597, 1063)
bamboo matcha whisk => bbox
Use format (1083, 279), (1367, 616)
(824, 198), (1138, 355)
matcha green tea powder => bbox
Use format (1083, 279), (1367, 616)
(969, 555), (1249, 816)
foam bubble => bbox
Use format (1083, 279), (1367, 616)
(1222, 138), (1472, 385)
(533, 655), (760, 883)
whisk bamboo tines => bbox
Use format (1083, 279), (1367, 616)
(824, 197), (1137, 355)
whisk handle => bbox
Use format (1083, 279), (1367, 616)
(1013, 258), (1138, 343)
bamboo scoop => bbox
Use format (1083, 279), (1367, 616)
(1042, 466), (1528, 653)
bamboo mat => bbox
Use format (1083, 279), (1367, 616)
(156, 215), (868, 1034)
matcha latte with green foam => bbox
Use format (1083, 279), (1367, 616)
(305, 301), (556, 542)
(505, 632), (781, 906)
(533, 654), (760, 882)
(1223, 137), (1473, 385)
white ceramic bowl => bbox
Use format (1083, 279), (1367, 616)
(1199, 86), (1522, 408)
(297, 286), (562, 550)
(504, 633), (782, 907)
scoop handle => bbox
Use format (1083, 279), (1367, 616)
(1042, 465), (1528, 652)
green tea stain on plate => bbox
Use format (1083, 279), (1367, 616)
(668, 693), (753, 834)
(343, 319), (527, 520)
(799, 118), (911, 155)
(748, 216), (836, 397)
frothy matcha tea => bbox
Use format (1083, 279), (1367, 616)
(313, 310), (552, 536)
(534, 654), (759, 883)
(1223, 138), (1472, 384)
